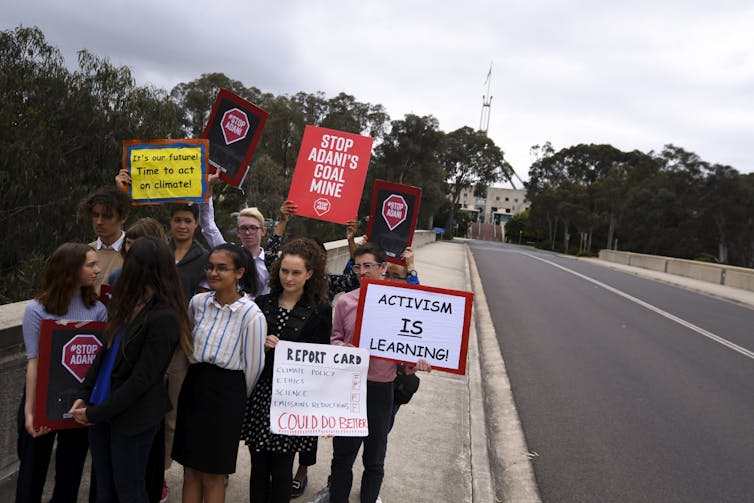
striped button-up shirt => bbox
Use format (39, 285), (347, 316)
(188, 292), (267, 395)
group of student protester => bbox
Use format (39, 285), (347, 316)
(16, 173), (430, 503)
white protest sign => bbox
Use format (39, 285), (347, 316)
(270, 341), (370, 437)
(353, 279), (474, 375)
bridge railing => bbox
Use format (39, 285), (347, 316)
(598, 249), (754, 292)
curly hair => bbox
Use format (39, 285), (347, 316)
(269, 237), (328, 306)
(78, 185), (131, 221)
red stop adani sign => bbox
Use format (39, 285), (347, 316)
(35, 320), (106, 430)
(382, 194), (408, 230)
(202, 89), (269, 187)
(62, 334), (102, 383)
(367, 180), (422, 263)
(287, 126), (373, 224)
(221, 108), (250, 144)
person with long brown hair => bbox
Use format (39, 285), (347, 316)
(69, 236), (192, 503)
(16, 242), (107, 502)
(241, 238), (332, 503)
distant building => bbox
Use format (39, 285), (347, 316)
(455, 186), (530, 226)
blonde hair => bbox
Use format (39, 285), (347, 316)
(238, 207), (265, 225)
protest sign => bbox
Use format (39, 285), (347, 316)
(270, 341), (370, 437)
(201, 88), (269, 187)
(287, 125), (373, 224)
(366, 180), (422, 263)
(34, 320), (107, 430)
(123, 139), (209, 204)
(353, 279), (473, 375)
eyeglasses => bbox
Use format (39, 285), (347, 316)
(237, 225), (262, 234)
(352, 262), (382, 272)
(205, 264), (236, 273)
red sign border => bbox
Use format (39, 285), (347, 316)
(351, 278), (474, 375)
(366, 180), (422, 264)
(201, 88), (269, 187)
(35, 320), (107, 430)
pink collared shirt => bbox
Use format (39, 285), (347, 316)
(331, 288), (398, 383)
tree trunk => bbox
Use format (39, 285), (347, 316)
(563, 218), (570, 254)
(606, 208), (616, 250)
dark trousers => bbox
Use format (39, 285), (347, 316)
(249, 449), (295, 503)
(297, 438), (318, 467)
(145, 421), (165, 503)
(329, 381), (393, 503)
(88, 422), (159, 503)
(15, 398), (89, 503)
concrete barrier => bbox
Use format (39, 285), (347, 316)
(0, 231), (436, 489)
(598, 249), (754, 292)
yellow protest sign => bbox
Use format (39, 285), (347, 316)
(122, 139), (209, 204)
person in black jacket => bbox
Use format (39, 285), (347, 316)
(241, 238), (332, 503)
(70, 237), (192, 503)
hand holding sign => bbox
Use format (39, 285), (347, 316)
(353, 279), (473, 375)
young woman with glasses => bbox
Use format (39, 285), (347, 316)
(172, 243), (267, 503)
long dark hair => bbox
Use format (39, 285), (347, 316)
(269, 238), (328, 307)
(36, 243), (99, 315)
(107, 237), (192, 354)
(211, 243), (259, 297)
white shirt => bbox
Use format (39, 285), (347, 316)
(188, 292), (267, 395)
(198, 198), (270, 297)
(95, 231), (125, 251)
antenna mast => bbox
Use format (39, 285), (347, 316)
(480, 62), (493, 133)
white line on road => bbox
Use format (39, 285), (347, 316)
(524, 253), (754, 361)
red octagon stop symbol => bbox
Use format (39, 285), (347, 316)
(221, 108), (250, 144)
(62, 334), (102, 383)
(314, 198), (331, 216)
(382, 194), (408, 230)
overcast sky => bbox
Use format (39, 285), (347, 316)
(5, 1), (754, 184)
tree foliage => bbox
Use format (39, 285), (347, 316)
(525, 142), (754, 266)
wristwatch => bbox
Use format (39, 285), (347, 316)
(407, 269), (418, 278)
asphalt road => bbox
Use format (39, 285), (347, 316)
(470, 241), (754, 503)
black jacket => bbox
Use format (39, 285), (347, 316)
(78, 300), (180, 435)
(255, 294), (332, 380)
(170, 239), (209, 303)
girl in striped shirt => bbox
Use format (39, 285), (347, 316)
(172, 243), (267, 502)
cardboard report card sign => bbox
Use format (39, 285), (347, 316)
(270, 341), (370, 437)
(287, 125), (373, 224)
(353, 279), (473, 375)
(123, 139), (210, 204)
(366, 180), (422, 263)
(35, 320), (107, 430)
(201, 88), (269, 187)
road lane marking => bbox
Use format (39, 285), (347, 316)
(524, 253), (754, 361)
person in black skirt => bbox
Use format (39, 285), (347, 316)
(241, 238), (332, 502)
(172, 243), (267, 502)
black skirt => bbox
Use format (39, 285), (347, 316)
(171, 362), (245, 474)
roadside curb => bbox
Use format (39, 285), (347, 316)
(467, 246), (541, 503)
